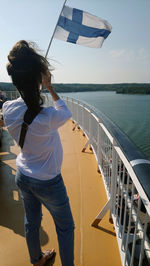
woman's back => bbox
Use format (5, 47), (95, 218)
(3, 96), (71, 180)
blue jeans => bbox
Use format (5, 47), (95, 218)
(15, 169), (74, 265)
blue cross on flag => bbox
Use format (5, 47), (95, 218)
(54, 5), (112, 48)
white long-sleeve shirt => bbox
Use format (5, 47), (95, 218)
(3, 97), (72, 180)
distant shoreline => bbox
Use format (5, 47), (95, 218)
(0, 82), (150, 94)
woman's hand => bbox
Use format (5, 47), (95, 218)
(42, 70), (60, 102)
(42, 70), (52, 91)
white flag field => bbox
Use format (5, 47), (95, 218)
(54, 5), (112, 48)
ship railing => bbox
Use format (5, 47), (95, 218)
(4, 92), (150, 266)
(2, 90), (20, 100)
(61, 95), (150, 266)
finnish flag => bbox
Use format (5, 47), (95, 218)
(54, 5), (112, 48)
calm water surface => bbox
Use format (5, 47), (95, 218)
(61, 91), (150, 160)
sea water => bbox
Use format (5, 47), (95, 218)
(59, 91), (150, 160)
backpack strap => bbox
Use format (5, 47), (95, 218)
(19, 107), (43, 149)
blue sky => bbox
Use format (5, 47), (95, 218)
(0, 0), (150, 84)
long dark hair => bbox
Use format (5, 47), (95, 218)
(7, 40), (50, 112)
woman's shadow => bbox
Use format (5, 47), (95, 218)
(0, 128), (49, 246)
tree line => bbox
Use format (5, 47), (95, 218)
(0, 82), (150, 94)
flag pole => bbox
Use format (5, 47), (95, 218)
(45, 0), (67, 58)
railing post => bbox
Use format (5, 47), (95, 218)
(72, 99), (77, 131)
(110, 141), (118, 222)
(89, 108), (92, 149)
(82, 108), (92, 152)
(91, 200), (111, 227)
(97, 120), (102, 173)
(77, 100), (79, 124)
(66, 96), (68, 106)
(82, 105), (85, 136)
(139, 213), (149, 266)
(72, 98), (74, 118)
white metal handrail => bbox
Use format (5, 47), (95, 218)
(2, 90), (20, 100)
(61, 95), (150, 266)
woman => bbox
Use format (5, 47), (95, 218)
(3, 40), (74, 266)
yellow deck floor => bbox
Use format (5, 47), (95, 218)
(0, 120), (121, 266)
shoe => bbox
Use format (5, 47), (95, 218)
(34, 249), (55, 266)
